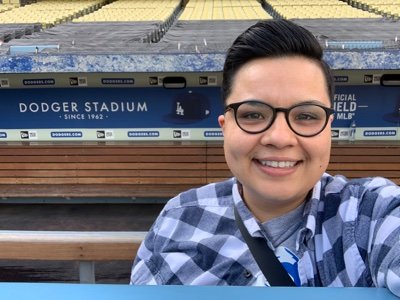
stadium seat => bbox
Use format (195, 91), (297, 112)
(351, 0), (400, 20)
(73, 0), (181, 22)
(0, 0), (108, 28)
(266, 0), (381, 19)
(178, 0), (271, 20)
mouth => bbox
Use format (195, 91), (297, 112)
(257, 160), (299, 168)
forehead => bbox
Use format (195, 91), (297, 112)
(229, 56), (330, 106)
(235, 56), (324, 80)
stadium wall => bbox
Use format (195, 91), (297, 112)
(0, 51), (398, 201)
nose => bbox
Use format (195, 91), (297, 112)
(259, 112), (297, 147)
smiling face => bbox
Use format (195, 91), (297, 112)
(218, 56), (333, 222)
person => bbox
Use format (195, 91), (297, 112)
(130, 19), (400, 296)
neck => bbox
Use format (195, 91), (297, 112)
(238, 184), (310, 223)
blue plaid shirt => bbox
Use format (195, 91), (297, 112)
(130, 173), (400, 296)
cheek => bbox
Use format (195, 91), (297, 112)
(223, 130), (241, 160)
(223, 129), (254, 163)
(305, 135), (331, 169)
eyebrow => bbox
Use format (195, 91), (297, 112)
(233, 99), (330, 107)
(292, 100), (330, 107)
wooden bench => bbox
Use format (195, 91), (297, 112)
(0, 142), (398, 200)
(0, 143), (217, 199)
(0, 230), (146, 283)
(328, 143), (400, 185)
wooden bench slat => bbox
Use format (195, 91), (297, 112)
(0, 155), (207, 163)
(207, 157), (226, 163)
(206, 163), (232, 170)
(206, 170), (233, 177)
(0, 146), (207, 156)
(328, 163), (400, 171)
(0, 177), (207, 185)
(330, 156), (400, 163)
(206, 148), (225, 155)
(0, 184), (193, 198)
(329, 170), (400, 177)
(330, 147), (400, 156)
(0, 230), (148, 283)
(0, 230), (146, 261)
(0, 170), (207, 178)
(0, 162), (206, 170)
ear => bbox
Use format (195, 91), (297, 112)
(218, 115), (225, 129)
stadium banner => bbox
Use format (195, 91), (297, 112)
(0, 85), (398, 141)
(0, 87), (224, 141)
(333, 85), (399, 141)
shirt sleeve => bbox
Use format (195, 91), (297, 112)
(130, 216), (164, 285)
(367, 179), (400, 297)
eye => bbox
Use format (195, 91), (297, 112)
(295, 112), (320, 121)
(291, 105), (325, 123)
(240, 111), (264, 120)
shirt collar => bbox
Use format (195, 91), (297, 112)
(297, 174), (331, 248)
(232, 175), (326, 243)
(232, 180), (265, 238)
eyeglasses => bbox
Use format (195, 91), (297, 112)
(224, 100), (334, 137)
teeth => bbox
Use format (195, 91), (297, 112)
(260, 160), (296, 168)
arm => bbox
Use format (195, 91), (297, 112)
(367, 180), (400, 297)
(130, 228), (161, 285)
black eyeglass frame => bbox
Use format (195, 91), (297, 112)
(224, 100), (335, 137)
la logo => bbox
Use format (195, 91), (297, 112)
(176, 102), (184, 116)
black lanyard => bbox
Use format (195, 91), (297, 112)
(234, 205), (296, 286)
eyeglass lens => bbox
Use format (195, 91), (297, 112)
(233, 101), (330, 136)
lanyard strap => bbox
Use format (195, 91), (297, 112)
(234, 205), (295, 286)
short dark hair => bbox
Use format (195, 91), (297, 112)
(222, 19), (334, 105)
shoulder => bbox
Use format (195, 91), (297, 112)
(145, 178), (238, 254)
(148, 178), (236, 236)
(322, 173), (399, 199)
(163, 178), (236, 212)
(321, 173), (400, 218)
